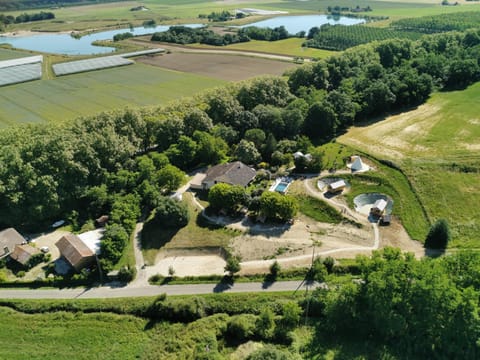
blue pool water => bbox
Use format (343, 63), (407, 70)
(275, 182), (289, 193)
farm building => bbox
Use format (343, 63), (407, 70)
(328, 179), (346, 193)
(55, 233), (96, 272)
(10, 244), (40, 266)
(371, 199), (388, 216)
(191, 161), (256, 190)
(0, 228), (27, 259)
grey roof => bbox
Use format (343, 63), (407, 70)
(0, 228), (26, 258)
(0, 55), (43, 69)
(53, 55), (133, 76)
(204, 161), (256, 187)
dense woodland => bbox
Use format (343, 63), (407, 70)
(151, 25), (293, 46)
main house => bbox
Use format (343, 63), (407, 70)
(191, 161), (256, 190)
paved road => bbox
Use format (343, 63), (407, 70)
(0, 280), (315, 299)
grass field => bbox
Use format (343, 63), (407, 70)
(142, 192), (237, 264)
(339, 83), (480, 247)
(0, 63), (224, 126)
(0, 47), (32, 60)
(202, 38), (337, 59)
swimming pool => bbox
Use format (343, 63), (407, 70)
(275, 182), (289, 193)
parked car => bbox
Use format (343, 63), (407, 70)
(40, 246), (50, 253)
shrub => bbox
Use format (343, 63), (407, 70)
(425, 219), (450, 249)
(226, 314), (257, 341)
(118, 266), (136, 283)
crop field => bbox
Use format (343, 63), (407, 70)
(0, 63), (224, 126)
(136, 52), (298, 81)
(0, 47), (31, 60)
(339, 83), (480, 248)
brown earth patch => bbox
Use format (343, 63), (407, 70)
(136, 52), (297, 81)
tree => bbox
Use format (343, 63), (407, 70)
(208, 183), (247, 214)
(225, 256), (241, 276)
(259, 191), (298, 222)
(269, 260), (281, 278)
(183, 108), (213, 136)
(425, 219), (450, 249)
(152, 197), (189, 228)
(244, 128), (266, 149)
(235, 139), (261, 165)
(303, 101), (338, 139)
(157, 164), (185, 193)
(193, 131), (228, 165)
(165, 135), (198, 169)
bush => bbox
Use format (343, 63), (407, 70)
(226, 314), (257, 341)
(425, 219), (450, 249)
(118, 266), (136, 283)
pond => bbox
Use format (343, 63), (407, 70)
(238, 14), (365, 34)
(0, 24), (203, 56)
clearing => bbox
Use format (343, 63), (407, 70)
(339, 82), (480, 248)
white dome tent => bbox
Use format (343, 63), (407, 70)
(348, 156), (370, 173)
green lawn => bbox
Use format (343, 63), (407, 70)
(339, 83), (480, 247)
(141, 192), (238, 264)
(0, 63), (224, 126)
(219, 38), (337, 59)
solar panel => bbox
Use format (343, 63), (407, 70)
(0, 63), (42, 86)
(53, 56), (134, 76)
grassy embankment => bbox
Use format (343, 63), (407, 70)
(340, 82), (480, 248)
(0, 291), (384, 359)
(0, 63), (224, 127)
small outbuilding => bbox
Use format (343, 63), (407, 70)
(371, 199), (387, 216)
(380, 214), (391, 225)
(328, 179), (346, 194)
(0, 228), (27, 259)
(55, 233), (96, 272)
(10, 244), (40, 266)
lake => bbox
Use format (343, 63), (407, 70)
(0, 24), (204, 56)
(0, 15), (364, 56)
(238, 15), (365, 34)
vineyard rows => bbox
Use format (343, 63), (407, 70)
(304, 25), (422, 51)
